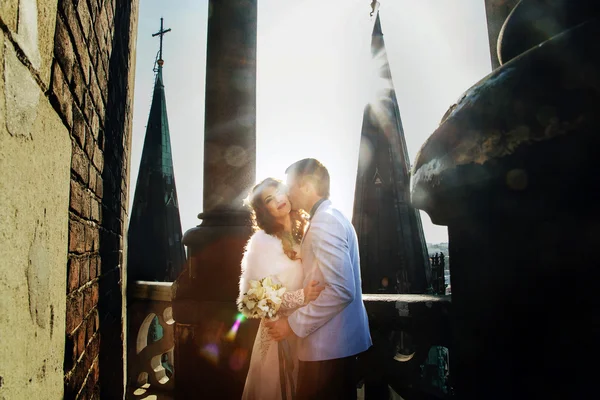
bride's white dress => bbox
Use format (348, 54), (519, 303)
(238, 230), (305, 400)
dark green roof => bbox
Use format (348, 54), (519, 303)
(128, 66), (186, 282)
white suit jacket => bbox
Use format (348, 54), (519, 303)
(288, 200), (372, 361)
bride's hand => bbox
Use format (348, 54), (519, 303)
(303, 280), (325, 303)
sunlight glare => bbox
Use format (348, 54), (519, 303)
(365, 49), (393, 106)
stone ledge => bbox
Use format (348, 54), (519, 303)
(130, 281), (174, 302)
(363, 294), (451, 303)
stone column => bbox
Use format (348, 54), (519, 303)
(411, 6), (600, 397)
(173, 1), (257, 398)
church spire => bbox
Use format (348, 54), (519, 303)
(372, 11), (383, 37)
(128, 19), (185, 282)
(352, 8), (431, 293)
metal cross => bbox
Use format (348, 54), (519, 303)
(370, 0), (380, 17)
(152, 17), (171, 61)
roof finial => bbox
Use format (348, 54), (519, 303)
(370, 0), (380, 17)
(152, 17), (171, 67)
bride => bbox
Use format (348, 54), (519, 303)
(238, 178), (324, 400)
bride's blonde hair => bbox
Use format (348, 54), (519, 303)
(246, 178), (309, 260)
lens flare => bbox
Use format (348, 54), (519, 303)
(199, 343), (220, 365)
(229, 347), (249, 371)
(225, 313), (246, 341)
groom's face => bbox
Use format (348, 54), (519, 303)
(285, 174), (304, 211)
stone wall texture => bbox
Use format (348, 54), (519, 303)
(52, 0), (139, 399)
(0, 0), (69, 399)
(1, 0), (138, 398)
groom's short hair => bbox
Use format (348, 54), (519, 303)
(285, 158), (330, 198)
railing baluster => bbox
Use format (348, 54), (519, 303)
(127, 281), (175, 398)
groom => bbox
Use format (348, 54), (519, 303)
(266, 158), (372, 399)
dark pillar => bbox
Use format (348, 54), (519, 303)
(411, 7), (600, 398)
(173, 1), (257, 398)
(484, 0), (519, 69)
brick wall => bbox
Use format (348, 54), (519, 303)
(50, 0), (138, 399)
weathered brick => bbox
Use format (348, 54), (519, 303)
(71, 142), (90, 184)
(84, 129), (95, 160)
(92, 146), (104, 172)
(105, 6), (114, 45)
(78, 387), (90, 400)
(69, 219), (85, 254)
(84, 224), (94, 253)
(83, 285), (93, 315)
(95, 257), (102, 278)
(71, 65), (86, 107)
(88, 35), (99, 71)
(72, 106), (86, 149)
(77, 0), (93, 43)
(92, 228), (100, 251)
(93, 11), (106, 53)
(65, 355), (88, 399)
(90, 386), (100, 400)
(79, 256), (90, 285)
(94, 307), (100, 329)
(88, 256), (96, 279)
(96, 57), (109, 90)
(76, 324), (86, 359)
(105, 31), (113, 62)
(80, 192), (91, 220)
(87, 0), (99, 24)
(90, 197), (101, 223)
(90, 75), (104, 116)
(103, 41), (111, 67)
(67, 258), (80, 293)
(65, 291), (83, 334)
(88, 167), (97, 195)
(120, 201), (127, 222)
(69, 180), (84, 216)
(85, 310), (96, 344)
(51, 62), (73, 128)
(91, 282), (99, 308)
(84, 367), (97, 398)
(96, 175), (103, 199)
(86, 361), (99, 397)
(104, 0), (114, 25)
(60, 0), (91, 84)
(96, 63), (107, 103)
(90, 358), (100, 386)
(64, 334), (77, 373)
(90, 112), (100, 141)
(54, 15), (74, 83)
(87, 333), (100, 367)
(83, 92), (94, 123)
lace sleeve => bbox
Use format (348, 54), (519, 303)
(280, 288), (305, 313)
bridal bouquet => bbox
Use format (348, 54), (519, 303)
(238, 276), (287, 319)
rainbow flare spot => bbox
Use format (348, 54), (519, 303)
(199, 343), (220, 365)
(225, 313), (246, 341)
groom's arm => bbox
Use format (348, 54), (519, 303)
(287, 212), (355, 338)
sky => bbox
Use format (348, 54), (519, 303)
(130, 0), (492, 244)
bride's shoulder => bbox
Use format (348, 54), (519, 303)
(246, 230), (280, 252)
(242, 230), (286, 273)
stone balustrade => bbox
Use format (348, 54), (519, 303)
(127, 281), (175, 398)
(125, 279), (452, 399)
(361, 294), (452, 399)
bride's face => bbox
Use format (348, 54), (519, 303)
(260, 185), (291, 219)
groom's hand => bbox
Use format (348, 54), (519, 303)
(265, 317), (293, 341)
